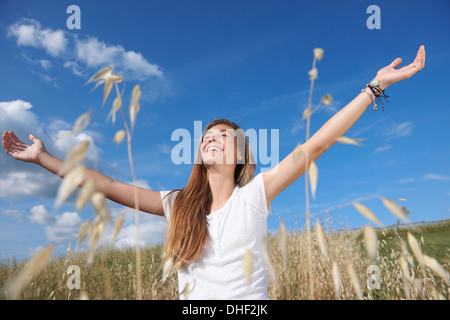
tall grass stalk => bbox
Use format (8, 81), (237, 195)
(303, 50), (320, 299)
(114, 81), (143, 300)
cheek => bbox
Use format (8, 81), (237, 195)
(224, 139), (238, 159)
(199, 141), (207, 157)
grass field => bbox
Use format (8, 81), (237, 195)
(1, 219), (448, 300)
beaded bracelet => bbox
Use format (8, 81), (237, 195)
(362, 79), (389, 111)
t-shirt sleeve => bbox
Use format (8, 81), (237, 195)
(243, 172), (272, 216)
(160, 190), (179, 220)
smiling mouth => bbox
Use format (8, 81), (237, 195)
(205, 146), (223, 153)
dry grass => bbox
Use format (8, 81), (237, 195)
(1, 245), (178, 300)
(0, 219), (448, 300)
(266, 219), (449, 300)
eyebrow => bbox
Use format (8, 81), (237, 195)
(204, 129), (232, 135)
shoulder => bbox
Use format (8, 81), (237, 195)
(240, 172), (271, 216)
(160, 189), (180, 219)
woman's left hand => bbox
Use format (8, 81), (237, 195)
(376, 45), (426, 90)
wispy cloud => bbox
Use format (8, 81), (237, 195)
(1, 209), (25, 223)
(28, 205), (82, 243)
(290, 120), (305, 135)
(373, 144), (392, 153)
(423, 173), (450, 181)
(22, 54), (52, 70)
(29, 204), (56, 225)
(45, 211), (82, 243)
(75, 37), (163, 80)
(383, 121), (414, 140)
(0, 100), (103, 199)
(7, 18), (164, 82)
(395, 177), (415, 183)
(7, 19), (67, 57)
(157, 143), (172, 155)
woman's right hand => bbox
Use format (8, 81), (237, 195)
(2, 131), (47, 164)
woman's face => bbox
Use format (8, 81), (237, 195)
(200, 124), (242, 166)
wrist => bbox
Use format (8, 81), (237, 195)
(372, 76), (390, 91)
(36, 150), (50, 167)
(362, 78), (390, 112)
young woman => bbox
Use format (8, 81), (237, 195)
(2, 45), (425, 299)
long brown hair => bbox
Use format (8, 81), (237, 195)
(163, 119), (255, 269)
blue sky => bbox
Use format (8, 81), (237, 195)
(0, 0), (449, 260)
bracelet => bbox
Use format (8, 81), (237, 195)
(361, 87), (376, 106)
(363, 79), (389, 111)
(368, 79), (385, 97)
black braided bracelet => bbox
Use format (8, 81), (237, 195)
(365, 79), (389, 111)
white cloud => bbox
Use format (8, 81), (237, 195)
(0, 100), (59, 198)
(383, 122), (414, 140)
(7, 19), (164, 82)
(0, 171), (58, 199)
(128, 179), (153, 190)
(112, 214), (166, 249)
(29, 204), (56, 225)
(2, 209), (25, 222)
(0, 100), (99, 199)
(38, 59), (52, 70)
(22, 54), (52, 70)
(68, 206), (167, 252)
(49, 129), (98, 161)
(7, 19), (67, 56)
(290, 120), (305, 135)
(122, 50), (163, 79)
(423, 173), (450, 181)
(27, 204), (82, 243)
(75, 37), (163, 80)
(396, 178), (415, 183)
(63, 61), (84, 77)
(157, 143), (172, 155)
(373, 145), (392, 153)
(0, 99), (34, 120)
(75, 37), (122, 68)
(45, 211), (82, 243)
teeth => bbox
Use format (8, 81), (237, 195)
(207, 147), (221, 152)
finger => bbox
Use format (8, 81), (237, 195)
(29, 133), (38, 143)
(1, 140), (9, 153)
(421, 45), (426, 69)
(1, 131), (8, 145)
(8, 131), (21, 144)
(389, 57), (402, 69)
(8, 132), (28, 149)
(413, 45), (425, 71)
(3, 132), (16, 147)
(411, 59), (423, 74)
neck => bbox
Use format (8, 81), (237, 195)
(207, 168), (236, 208)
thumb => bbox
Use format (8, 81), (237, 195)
(29, 133), (39, 143)
(389, 57), (402, 69)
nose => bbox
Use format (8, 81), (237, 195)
(206, 135), (216, 142)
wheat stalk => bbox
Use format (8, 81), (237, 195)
(279, 221), (288, 268)
(347, 262), (364, 300)
(314, 220), (329, 262)
(243, 249), (253, 287)
(3, 245), (54, 299)
(363, 225), (378, 264)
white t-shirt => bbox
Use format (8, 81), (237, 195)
(160, 172), (272, 300)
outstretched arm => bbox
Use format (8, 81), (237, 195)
(263, 45), (426, 207)
(2, 131), (165, 216)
